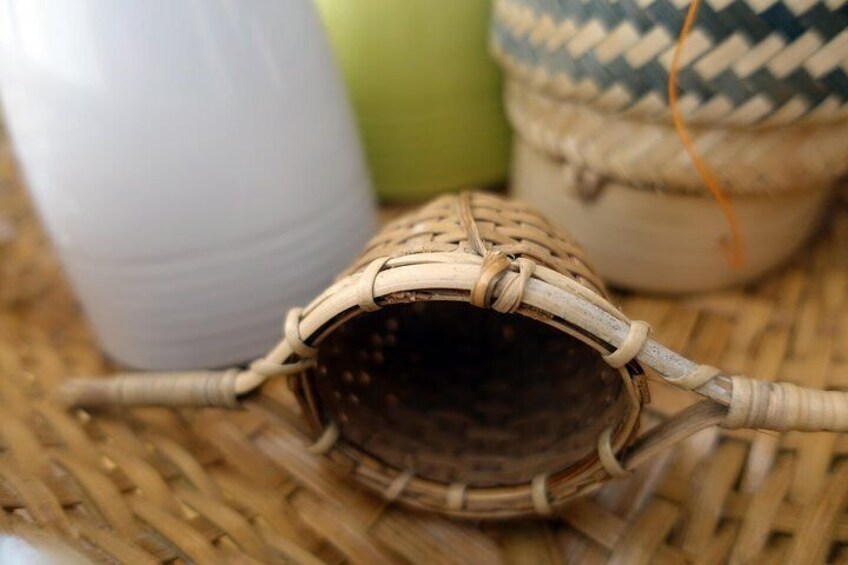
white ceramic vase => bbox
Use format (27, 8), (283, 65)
(0, 0), (376, 369)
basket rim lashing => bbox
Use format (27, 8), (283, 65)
(62, 191), (848, 519)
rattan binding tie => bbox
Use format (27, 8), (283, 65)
(307, 422), (340, 454)
(603, 320), (650, 368)
(470, 251), (512, 308)
(725, 377), (848, 431)
(530, 474), (552, 515)
(61, 191), (848, 519)
(463, 190), (535, 311)
(250, 358), (316, 379)
(462, 190), (538, 313)
(446, 483), (467, 511)
(669, 364), (722, 391)
(597, 427), (630, 478)
(492, 257), (535, 313)
(357, 257), (391, 312)
(470, 252), (535, 313)
(384, 471), (415, 502)
(284, 307), (317, 359)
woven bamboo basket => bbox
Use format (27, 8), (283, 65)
(491, 0), (848, 292)
(512, 135), (833, 292)
(64, 191), (848, 521)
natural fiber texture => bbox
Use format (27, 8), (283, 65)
(4, 140), (848, 560)
(493, 0), (847, 292)
(511, 135), (833, 292)
(48, 185), (848, 520)
(491, 0), (848, 126)
(506, 79), (848, 196)
(272, 191), (650, 518)
(493, 0), (847, 291)
(65, 190), (791, 517)
(75, 187), (848, 519)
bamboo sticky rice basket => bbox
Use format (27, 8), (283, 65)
(491, 0), (848, 292)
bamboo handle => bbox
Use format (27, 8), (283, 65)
(605, 317), (848, 434)
(59, 357), (316, 409)
(614, 377), (848, 478)
(61, 371), (240, 408)
(723, 377), (848, 432)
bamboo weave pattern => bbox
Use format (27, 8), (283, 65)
(492, 0), (848, 125)
(506, 78), (848, 194)
(3, 139), (848, 560)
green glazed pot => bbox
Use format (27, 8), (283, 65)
(316, 0), (510, 202)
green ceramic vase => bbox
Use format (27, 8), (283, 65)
(316, 0), (510, 202)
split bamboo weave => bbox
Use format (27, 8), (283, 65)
(490, 0), (848, 126)
(60, 187), (848, 519)
(491, 0), (848, 293)
(503, 79), (840, 291)
(505, 79), (848, 196)
(491, 0), (848, 194)
(4, 136), (848, 560)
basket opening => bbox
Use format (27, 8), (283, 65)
(311, 301), (631, 487)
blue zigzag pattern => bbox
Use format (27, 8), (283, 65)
(493, 0), (848, 113)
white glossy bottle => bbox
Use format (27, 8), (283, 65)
(0, 0), (376, 369)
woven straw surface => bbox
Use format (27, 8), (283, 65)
(3, 135), (848, 563)
(505, 79), (848, 196)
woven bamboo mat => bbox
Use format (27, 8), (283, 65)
(2, 133), (848, 564)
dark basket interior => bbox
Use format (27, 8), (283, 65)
(311, 301), (631, 487)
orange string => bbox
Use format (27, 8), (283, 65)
(668, 0), (745, 269)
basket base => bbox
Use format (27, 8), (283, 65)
(512, 138), (834, 293)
